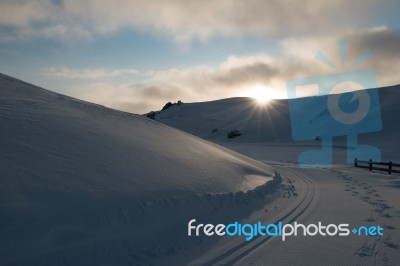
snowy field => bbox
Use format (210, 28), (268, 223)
(1, 73), (400, 265)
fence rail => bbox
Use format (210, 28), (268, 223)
(354, 158), (400, 174)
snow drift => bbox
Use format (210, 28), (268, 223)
(0, 73), (278, 265)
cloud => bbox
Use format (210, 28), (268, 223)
(344, 27), (400, 86)
(0, 0), (398, 42)
(0, 0), (91, 42)
(69, 83), (188, 114)
(68, 54), (315, 113)
(67, 27), (400, 114)
(3, 1), (398, 113)
(42, 67), (138, 79)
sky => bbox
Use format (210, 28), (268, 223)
(0, 0), (399, 114)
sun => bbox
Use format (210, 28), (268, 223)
(246, 84), (274, 104)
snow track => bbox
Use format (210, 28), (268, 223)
(200, 168), (317, 265)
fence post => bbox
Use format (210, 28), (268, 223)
(354, 158), (358, 167)
(369, 159), (372, 171)
(389, 161), (392, 174)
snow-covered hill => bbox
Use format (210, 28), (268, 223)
(148, 85), (400, 147)
(0, 73), (278, 265)
(147, 97), (293, 142)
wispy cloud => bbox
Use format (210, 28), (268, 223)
(0, 0), (398, 43)
(69, 83), (187, 114)
(2, 1), (399, 114)
(68, 27), (400, 114)
(0, 1), (91, 42)
(42, 67), (138, 79)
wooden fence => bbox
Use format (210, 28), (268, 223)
(354, 158), (400, 174)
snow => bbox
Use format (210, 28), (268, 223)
(2, 72), (400, 265)
(149, 85), (400, 155)
(150, 85), (400, 265)
(0, 73), (276, 265)
(147, 97), (293, 142)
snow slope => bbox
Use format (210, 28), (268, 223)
(148, 97), (293, 142)
(149, 85), (400, 147)
(0, 73), (278, 265)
